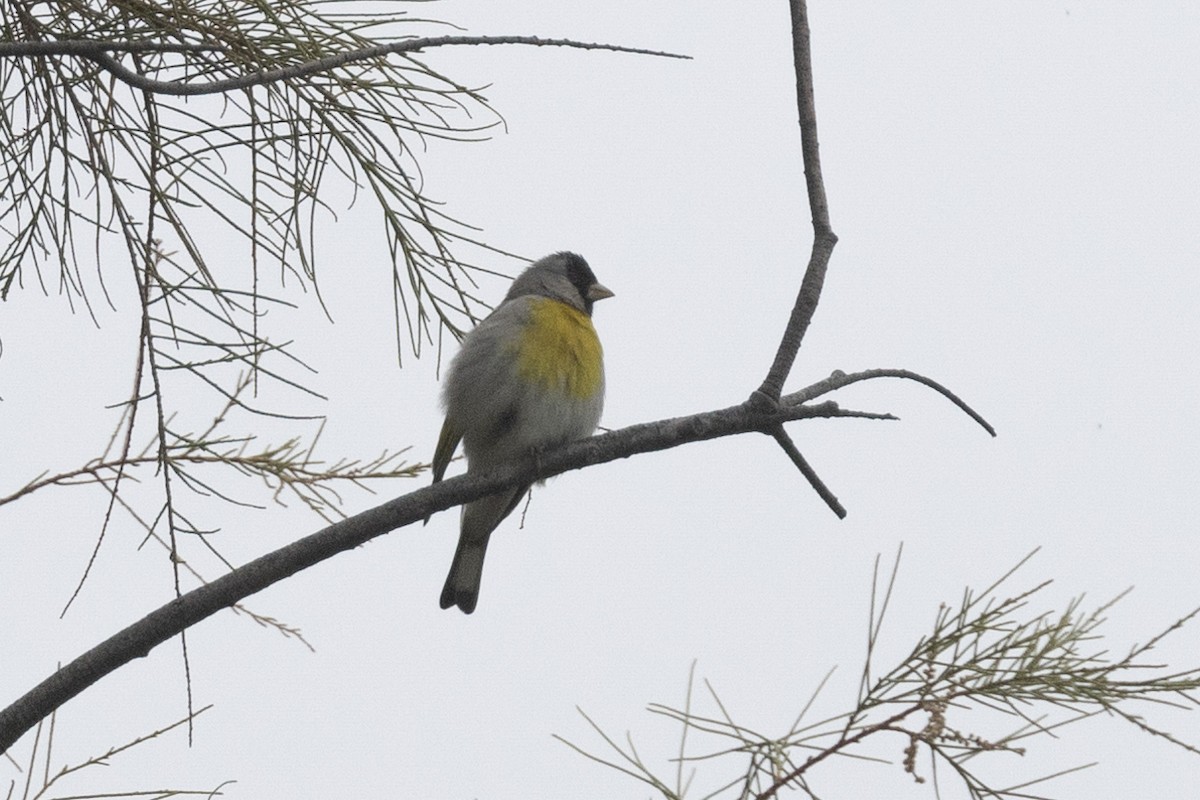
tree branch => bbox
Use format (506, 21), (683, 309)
(752, 0), (838, 406)
(770, 425), (846, 518)
(0, 389), (991, 754)
(0, 40), (224, 56)
(787, 368), (997, 437)
(755, 706), (925, 800)
(0, 36), (690, 97)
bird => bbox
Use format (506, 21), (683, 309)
(430, 252), (613, 613)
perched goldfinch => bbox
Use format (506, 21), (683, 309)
(430, 252), (613, 613)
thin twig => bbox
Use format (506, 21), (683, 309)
(785, 368), (997, 437)
(755, 706), (925, 800)
(769, 425), (846, 518)
(3, 36), (691, 97)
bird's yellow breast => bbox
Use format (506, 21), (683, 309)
(515, 298), (604, 399)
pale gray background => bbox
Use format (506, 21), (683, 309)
(3, 2), (1199, 798)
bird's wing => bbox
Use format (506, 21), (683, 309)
(431, 416), (462, 484)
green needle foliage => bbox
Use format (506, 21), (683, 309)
(0, 0), (502, 344)
(0, 0), (506, 620)
(557, 550), (1200, 799)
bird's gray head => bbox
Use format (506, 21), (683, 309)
(505, 252), (614, 315)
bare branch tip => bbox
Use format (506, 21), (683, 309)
(770, 426), (846, 519)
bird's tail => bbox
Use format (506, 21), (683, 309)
(440, 536), (489, 614)
(439, 486), (528, 614)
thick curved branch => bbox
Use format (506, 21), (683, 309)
(3, 367), (989, 753)
(0, 395), (918, 753)
(0, 36), (690, 97)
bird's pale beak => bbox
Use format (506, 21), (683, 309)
(587, 283), (615, 302)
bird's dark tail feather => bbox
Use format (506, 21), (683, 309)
(440, 536), (488, 614)
(438, 485), (529, 614)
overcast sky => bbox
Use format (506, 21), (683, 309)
(3, 2), (1200, 798)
